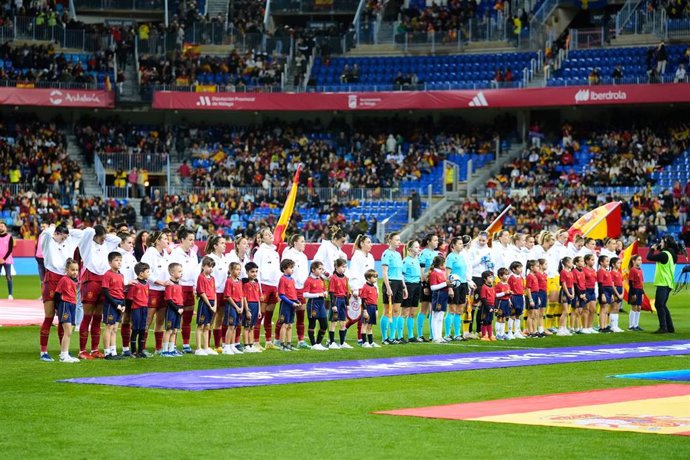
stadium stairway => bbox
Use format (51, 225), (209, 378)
(400, 142), (525, 240)
(66, 134), (103, 200)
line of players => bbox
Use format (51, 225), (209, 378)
(36, 222), (645, 362)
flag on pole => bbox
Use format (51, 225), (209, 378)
(568, 201), (622, 241)
(620, 240), (654, 312)
(273, 165), (301, 249)
(485, 205), (512, 247)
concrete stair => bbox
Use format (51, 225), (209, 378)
(66, 134), (103, 198)
(205, 0), (229, 19)
(611, 33), (660, 46)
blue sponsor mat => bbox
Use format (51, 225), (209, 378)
(59, 340), (690, 391)
(613, 369), (690, 382)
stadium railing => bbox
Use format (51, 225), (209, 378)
(12, 16), (113, 52)
(271, 0), (359, 14)
(0, 80), (102, 90)
(148, 185), (423, 203)
(136, 29), (291, 57)
(74, 0), (165, 10)
(97, 152), (170, 174)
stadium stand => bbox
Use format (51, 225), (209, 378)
(310, 51), (538, 91)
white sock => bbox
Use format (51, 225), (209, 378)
(169, 342), (176, 352)
(611, 313), (618, 329)
(515, 319), (521, 332)
(628, 311), (635, 328)
(538, 325), (544, 333)
(162, 342), (169, 352)
(634, 311), (640, 327)
(60, 351), (68, 358)
(122, 346), (129, 352)
(507, 319), (514, 333)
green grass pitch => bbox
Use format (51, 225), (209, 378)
(1, 276), (690, 459)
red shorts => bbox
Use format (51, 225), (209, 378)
(81, 271), (104, 305)
(296, 288), (305, 306)
(42, 270), (63, 302)
(149, 289), (166, 309)
(181, 286), (195, 307)
(260, 284), (279, 304)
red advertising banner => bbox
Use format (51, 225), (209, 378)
(152, 83), (690, 112)
(0, 88), (115, 108)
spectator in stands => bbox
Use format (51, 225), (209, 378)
(656, 41), (668, 75)
(140, 196), (153, 230)
(178, 160), (191, 187)
(394, 71), (405, 88)
(127, 168), (138, 197)
(114, 168), (127, 189)
(492, 69), (504, 88)
(340, 64), (352, 84)
(612, 65), (623, 84)
(588, 68), (600, 85)
(350, 64), (360, 83)
(675, 63), (687, 83)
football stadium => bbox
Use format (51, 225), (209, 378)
(2, 0), (690, 458)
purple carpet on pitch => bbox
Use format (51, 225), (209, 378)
(60, 340), (690, 391)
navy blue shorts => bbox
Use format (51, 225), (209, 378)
(131, 308), (148, 329)
(585, 288), (596, 303)
(243, 301), (259, 328)
(629, 288), (644, 306)
(362, 304), (378, 325)
(224, 301), (241, 327)
(511, 295), (525, 316)
(197, 299), (214, 326)
(279, 300), (296, 325)
(329, 296), (347, 322)
(600, 286), (614, 304)
(497, 299), (511, 318)
(307, 298), (327, 319)
(431, 290), (448, 312)
(528, 293), (540, 310)
(57, 301), (76, 325)
(480, 304), (494, 325)
(615, 286), (624, 301)
(538, 291), (547, 309)
(103, 298), (124, 325)
(166, 307), (181, 330)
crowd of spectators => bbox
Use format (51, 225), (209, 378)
(138, 48), (284, 90)
(0, 42), (113, 87)
(173, 117), (501, 191)
(417, 119), (690, 246)
(497, 122), (688, 191)
(0, 119), (84, 205)
(0, 189), (135, 239)
(144, 186), (378, 242)
(74, 119), (172, 166)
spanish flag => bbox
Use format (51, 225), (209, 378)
(568, 201), (622, 240)
(620, 240), (654, 312)
(485, 204), (512, 247)
(273, 165), (301, 248)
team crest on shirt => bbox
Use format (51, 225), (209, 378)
(151, 297), (158, 307)
(85, 291), (94, 301)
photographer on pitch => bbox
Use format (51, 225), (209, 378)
(647, 235), (683, 333)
